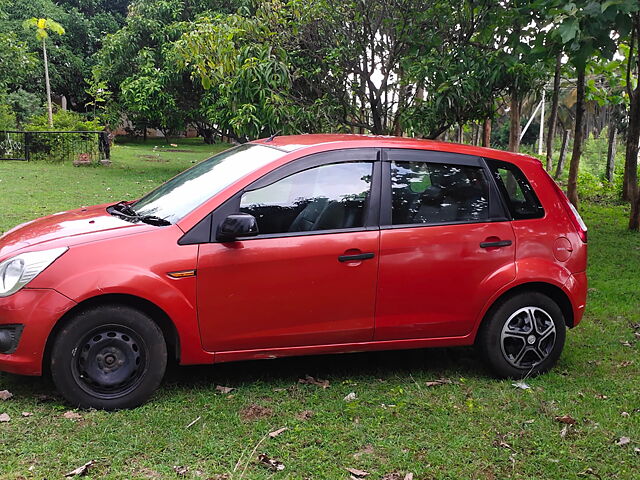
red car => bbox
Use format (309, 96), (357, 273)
(0, 135), (587, 409)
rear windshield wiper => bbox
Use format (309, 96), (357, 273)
(108, 201), (171, 226)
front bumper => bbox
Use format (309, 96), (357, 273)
(0, 288), (76, 375)
(564, 271), (587, 327)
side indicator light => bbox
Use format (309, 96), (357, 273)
(167, 270), (196, 279)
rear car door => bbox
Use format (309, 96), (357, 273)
(196, 148), (381, 352)
(374, 149), (516, 340)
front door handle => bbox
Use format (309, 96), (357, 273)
(338, 252), (375, 262)
(480, 240), (512, 248)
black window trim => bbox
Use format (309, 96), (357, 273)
(484, 158), (545, 221)
(379, 148), (510, 229)
(179, 148), (382, 244)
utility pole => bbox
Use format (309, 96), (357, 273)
(538, 89), (545, 155)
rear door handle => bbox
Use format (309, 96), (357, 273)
(480, 240), (512, 248)
(338, 252), (375, 262)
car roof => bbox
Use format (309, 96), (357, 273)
(251, 134), (542, 167)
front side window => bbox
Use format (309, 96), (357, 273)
(133, 144), (287, 224)
(391, 161), (490, 225)
(486, 160), (544, 220)
(240, 162), (373, 235)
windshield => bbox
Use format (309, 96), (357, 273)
(132, 144), (287, 224)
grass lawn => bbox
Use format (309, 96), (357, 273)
(0, 139), (639, 479)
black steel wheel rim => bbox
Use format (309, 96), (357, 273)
(71, 324), (149, 399)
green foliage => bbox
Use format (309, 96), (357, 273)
(0, 102), (16, 130)
(22, 109), (103, 162)
(0, 32), (38, 90)
(4, 89), (44, 126)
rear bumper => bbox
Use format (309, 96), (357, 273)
(0, 288), (76, 376)
(564, 271), (587, 327)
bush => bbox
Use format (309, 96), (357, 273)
(4, 90), (43, 127)
(24, 110), (104, 162)
(0, 103), (16, 130)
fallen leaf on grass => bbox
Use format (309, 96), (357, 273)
(616, 361), (633, 368)
(425, 378), (453, 387)
(555, 415), (577, 425)
(298, 375), (330, 389)
(512, 381), (530, 390)
(296, 410), (314, 420)
(215, 385), (234, 394)
(616, 436), (631, 446)
(0, 390), (13, 400)
(594, 394), (608, 399)
(560, 425), (570, 439)
(346, 467), (369, 477)
(344, 392), (357, 402)
(620, 340), (634, 347)
(634, 447), (640, 454)
(21, 412), (32, 417)
(621, 411), (630, 417)
(173, 465), (188, 476)
(268, 427), (288, 438)
(257, 453), (285, 471)
(493, 434), (515, 451)
(0, 413), (10, 422)
(64, 461), (94, 477)
(577, 467), (602, 479)
(381, 472), (413, 480)
(63, 411), (82, 420)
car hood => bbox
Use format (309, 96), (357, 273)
(0, 204), (156, 258)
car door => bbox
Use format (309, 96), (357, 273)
(374, 148), (516, 341)
(196, 148), (381, 352)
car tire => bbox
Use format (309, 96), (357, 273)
(50, 305), (167, 410)
(477, 292), (566, 378)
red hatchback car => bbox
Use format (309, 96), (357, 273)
(0, 135), (587, 409)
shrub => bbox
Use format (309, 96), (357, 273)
(24, 110), (104, 162)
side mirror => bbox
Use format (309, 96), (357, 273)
(217, 213), (259, 242)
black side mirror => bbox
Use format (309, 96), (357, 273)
(217, 213), (259, 242)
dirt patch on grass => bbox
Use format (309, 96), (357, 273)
(165, 149), (193, 153)
(138, 155), (168, 162)
(240, 404), (273, 421)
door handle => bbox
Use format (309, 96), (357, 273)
(338, 252), (375, 262)
(480, 240), (512, 248)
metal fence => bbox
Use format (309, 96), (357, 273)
(0, 130), (110, 163)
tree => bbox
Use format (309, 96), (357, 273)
(23, 17), (65, 127)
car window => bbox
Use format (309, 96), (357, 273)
(486, 160), (544, 220)
(240, 162), (373, 235)
(133, 144), (286, 224)
(391, 161), (490, 225)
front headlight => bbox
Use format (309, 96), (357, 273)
(0, 247), (68, 297)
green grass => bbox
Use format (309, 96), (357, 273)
(0, 140), (639, 479)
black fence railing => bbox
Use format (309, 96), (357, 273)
(0, 130), (110, 163)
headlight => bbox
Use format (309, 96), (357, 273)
(0, 247), (68, 297)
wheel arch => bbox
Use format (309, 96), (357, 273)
(478, 281), (575, 336)
(43, 293), (180, 374)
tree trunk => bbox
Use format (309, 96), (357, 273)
(630, 190), (640, 230)
(457, 124), (464, 143)
(482, 118), (491, 147)
(555, 129), (570, 179)
(546, 52), (562, 171)
(508, 92), (521, 152)
(567, 66), (586, 207)
(606, 125), (617, 183)
(43, 39), (53, 128)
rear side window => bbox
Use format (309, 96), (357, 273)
(391, 161), (490, 225)
(486, 160), (544, 220)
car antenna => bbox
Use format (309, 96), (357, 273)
(265, 131), (280, 143)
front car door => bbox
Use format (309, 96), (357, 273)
(196, 148), (381, 352)
(375, 148), (516, 341)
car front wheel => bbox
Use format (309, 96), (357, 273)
(477, 292), (566, 378)
(50, 305), (167, 410)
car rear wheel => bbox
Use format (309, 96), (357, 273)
(50, 305), (167, 410)
(478, 292), (566, 378)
